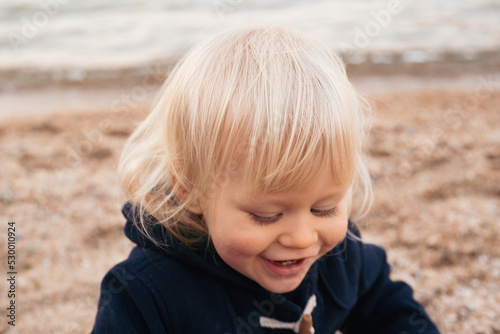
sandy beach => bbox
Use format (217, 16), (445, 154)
(0, 69), (499, 333)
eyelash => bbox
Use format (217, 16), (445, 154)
(311, 206), (340, 217)
(250, 214), (281, 225)
(249, 207), (340, 225)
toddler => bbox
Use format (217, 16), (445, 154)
(92, 25), (440, 333)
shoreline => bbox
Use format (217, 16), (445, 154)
(2, 47), (500, 90)
(2, 60), (499, 120)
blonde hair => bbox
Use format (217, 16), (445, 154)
(118, 25), (373, 247)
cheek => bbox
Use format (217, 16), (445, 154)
(209, 224), (270, 258)
(321, 217), (349, 248)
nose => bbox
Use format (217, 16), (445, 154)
(277, 215), (318, 249)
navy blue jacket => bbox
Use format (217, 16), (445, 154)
(92, 203), (440, 333)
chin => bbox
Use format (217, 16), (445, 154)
(259, 277), (304, 294)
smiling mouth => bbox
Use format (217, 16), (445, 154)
(262, 257), (309, 277)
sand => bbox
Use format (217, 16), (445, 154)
(0, 76), (499, 333)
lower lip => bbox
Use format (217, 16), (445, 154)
(261, 257), (308, 277)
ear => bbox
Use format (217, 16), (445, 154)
(171, 174), (204, 215)
(186, 199), (203, 215)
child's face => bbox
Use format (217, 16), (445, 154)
(196, 167), (349, 293)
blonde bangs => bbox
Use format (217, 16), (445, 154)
(166, 26), (362, 193)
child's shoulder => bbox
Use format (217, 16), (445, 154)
(94, 245), (236, 333)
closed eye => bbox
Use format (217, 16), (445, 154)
(249, 213), (282, 225)
(311, 206), (339, 217)
(250, 206), (339, 225)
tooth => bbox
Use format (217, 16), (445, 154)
(270, 260), (299, 266)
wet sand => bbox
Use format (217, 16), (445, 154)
(0, 75), (499, 333)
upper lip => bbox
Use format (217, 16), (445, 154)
(262, 248), (320, 262)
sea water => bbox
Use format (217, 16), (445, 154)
(0, 0), (499, 89)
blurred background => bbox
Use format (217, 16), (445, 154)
(0, 1), (499, 333)
(1, 0), (500, 116)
